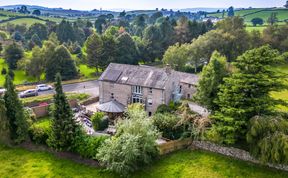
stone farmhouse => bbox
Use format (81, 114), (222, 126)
(98, 63), (199, 116)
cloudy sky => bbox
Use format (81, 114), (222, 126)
(0, 0), (285, 10)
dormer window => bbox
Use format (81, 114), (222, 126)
(132, 86), (142, 94)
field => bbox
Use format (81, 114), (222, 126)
(208, 8), (288, 27)
(0, 58), (38, 86)
(0, 58), (97, 87)
(0, 18), (46, 27)
(0, 144), (287, 178)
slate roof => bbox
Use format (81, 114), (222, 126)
(99, 63), (171, 89)
(176, 71), (199, 85)
(97, 99), (125, 113)
(99, 63), (199, 89)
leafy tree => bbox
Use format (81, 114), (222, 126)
(195, 51), (229, 110)
(95, 15), (107, 34)
(251, 18), (264, 26)
(142, 25), (163, 61)
(119, 10), (126, 18)
(163, 43), (189, 71)
(248, 30), (264, 48)
(4, 43), (24, 69)
(267, 12), (278, 25)
(25, 23), (48, 41)
(247, 115), (288, 164)
(149, 12), (163, 24)
(85, 32), (103, 75)
(227, 6), (234, 17)
(56, 20), (76, 43)
(158, 17), (175, 49)
(26, 46), (44, 80)
(285, 1), (288, 8)
(174, 16), (190, 44)
(115, 32), (138, 64)
(4, 75), (28, 143)
(96, 104), (159, 175)
(210, 46), (287, 144)
(101, 34), (117, 69)
(45, 45), (78, 81)
(12, 31), (23, 42)
(32, 9), (41, 15)
(31, 34), (42, 47)
(48, 73), (81, 150)
(18, 5), (30, 14)
(262, 24), (288, 52)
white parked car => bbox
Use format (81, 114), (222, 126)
(0, 88), (6, 96)
(19, 89), (38, 98)
(36, 84), (53, 91)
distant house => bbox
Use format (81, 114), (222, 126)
(98, 63), (199, 116)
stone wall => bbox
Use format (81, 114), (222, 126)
(192, 141), (288, 172)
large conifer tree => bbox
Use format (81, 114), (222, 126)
(209, 46), (287, 144)
(48, 73), (80, 150)
(4, 74), (28, 143)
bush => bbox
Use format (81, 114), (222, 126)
(96, 104), (160, 176)
(156, 104), (171, 114)
(91, 112), (108, 131)
(73, 134), (108, 159)
(28, 118), (52, 144)
(152, 113), (183, 140)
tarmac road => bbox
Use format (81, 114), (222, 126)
(37, 80), (99, 97)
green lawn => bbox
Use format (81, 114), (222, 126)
(0, 144), (287, 178)
(79, 64), (98, 78)
(0, 58), (38, 86)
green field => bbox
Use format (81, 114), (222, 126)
(0, 58), (97, 87)
(0, 18), (46, 27)
(0, 144), (287, 178)
(209, 8), (288, 25)
(0, 58), (38, 86)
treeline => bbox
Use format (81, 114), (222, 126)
(163, 16), (288, 72)
(0, 11), (213, 81)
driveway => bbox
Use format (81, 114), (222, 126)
(38, 80), (99, 97)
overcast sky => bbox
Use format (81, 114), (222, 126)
(0, 0), (285, 10)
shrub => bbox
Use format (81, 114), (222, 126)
(91, 112), (108, 131)
(156, 104), (171, 114)
(73, 134), (108, 159)
(152, 113), (183, 140)
(247, 115), (288, 164)
(96, 104), (160, 176)
(28, 118), (52, 144)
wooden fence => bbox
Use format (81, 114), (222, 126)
(158, 138), (192, 155)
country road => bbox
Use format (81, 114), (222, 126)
(37, 80), (99, 97)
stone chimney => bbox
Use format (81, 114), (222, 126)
(165, 64), (172, 75)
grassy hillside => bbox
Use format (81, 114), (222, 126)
(0, 18), (46, 26)
(208, 8), (288, 25)
(0, 144), (287, 178)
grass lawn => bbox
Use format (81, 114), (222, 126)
(0, 145), (287, 178)
(79, 64), (99, 78)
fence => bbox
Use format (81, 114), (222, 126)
(158, 138), (192, 155)
(31, 99), (78, 118)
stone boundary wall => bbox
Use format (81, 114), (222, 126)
(80, 96), (99, 106)
(192, 141), (288, 172)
